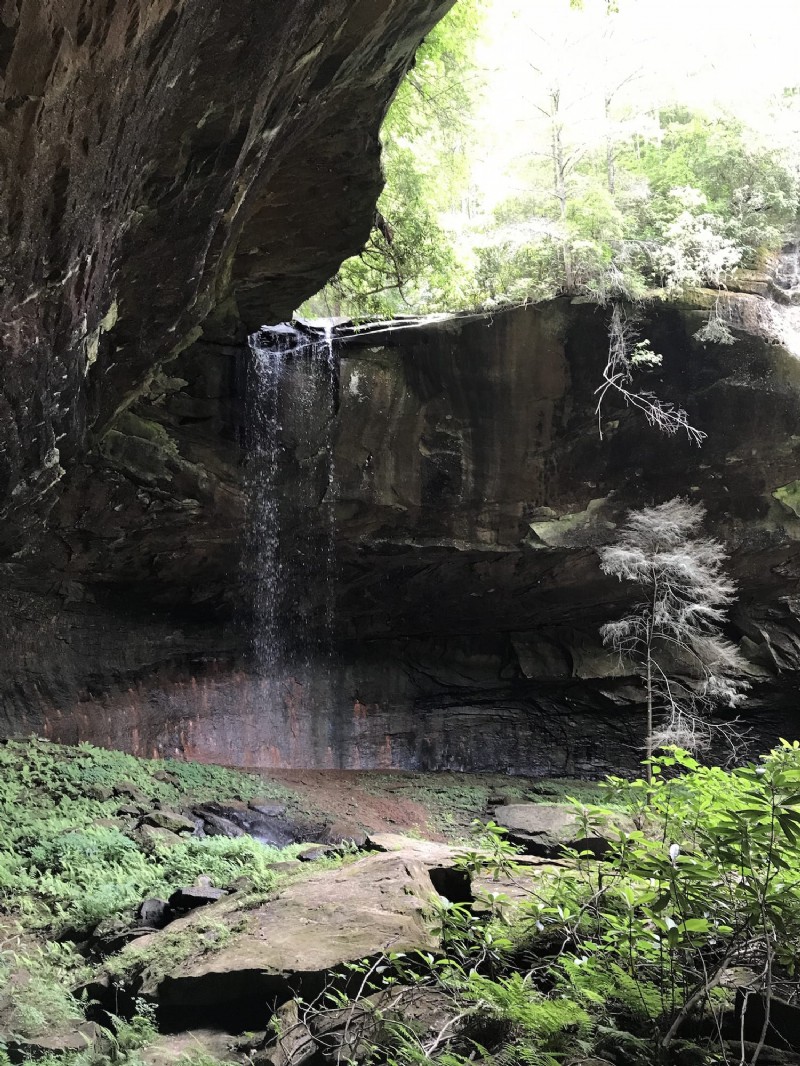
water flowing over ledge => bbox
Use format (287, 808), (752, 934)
(244, 323), (338, 677)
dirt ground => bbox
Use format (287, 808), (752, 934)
(258, 769), (606, 842)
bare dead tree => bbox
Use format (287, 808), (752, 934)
(595, 303), (707, 445)
(598, 497), (749, 781)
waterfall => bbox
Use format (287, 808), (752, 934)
(244, 323), (338, 676)
(766, 241), (800, 359)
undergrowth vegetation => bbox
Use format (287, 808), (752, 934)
(6, 738), (800, 1066)
(0, 738), (304, 934)
(0, 738), (311, 1065)
(313, 743), (800, 1066)
(362, 774), (609, 840)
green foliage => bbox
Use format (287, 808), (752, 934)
(149, 835), (289, 895)
(319, 143), (465, 318)
(302, 10), (799, 321)
(111, 1002), (159, 1054)
(0, 738), (303, 933)
(359, 772), (609, 841)
(10, 735), (800, 1066)
(324, 745), (800, 1066)
(625, 110), (799, 263)
(477, 109), (798, 305)
(0, 944), (86, 1038)
(0, 739), (329, 1066)
(522, 744), (800, 1059)
(454, 819), (521, 881)
(466, 971), (592, 1054)
(302, 0), (486, 320)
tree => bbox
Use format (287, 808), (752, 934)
(598, 498), (748, 780)
(302, 2), (799, 321)
(301, 0), (485, 320)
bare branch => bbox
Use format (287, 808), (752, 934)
(596, 305), (706, 446)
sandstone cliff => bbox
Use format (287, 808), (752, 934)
(2, 3), (800, 773)
(6, 290), (800, 773)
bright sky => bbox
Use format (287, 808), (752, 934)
(617, 0), (800, 108)
(470, 0), (800, 209)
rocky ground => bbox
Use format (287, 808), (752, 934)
(0, 738), (602, 1066)
(4, 739), (800, 1066)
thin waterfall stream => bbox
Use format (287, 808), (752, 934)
(244, 323), (339, 681)
(767, 241), (800, 359)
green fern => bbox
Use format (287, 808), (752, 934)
(466, 972), (592, 1046)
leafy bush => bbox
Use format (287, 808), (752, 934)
(328, 745), (800, 1066)
(302, 13), (799, 319)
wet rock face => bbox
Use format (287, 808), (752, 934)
(2, 4), (800, 768)
(5, 296), (800, 772)
(0, 0), (455, 551)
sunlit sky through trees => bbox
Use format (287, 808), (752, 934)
(306, 0), (800, 319)
(472, 0), (800, 212)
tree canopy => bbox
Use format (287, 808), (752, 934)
(301, 0), (800, 323)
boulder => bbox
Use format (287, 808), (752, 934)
(86, 784), (114, 802)
(255, 1000), (315, 1066)
(492, 803), (628, 858)
(249, 801), (288, 819)
(5, 1022), (111, 1064)
(322, 822), (369, 848)
(264, 861), (303, 875)
(194, 801), (296, 846)
(114, 852), (442, 1030)
(132, 824), (184, 850)
(366, 833), (456, 863)
(726, 1047), (800, 1066)
(296, 845), (335, 863)
(134, 899), (174, 930)
(152, 770), (180, 785)
(198, 812), (247, 839)
(92, 817), (126, 831)
(141, 810), (199, 835)
(168, 884), (226, 912)
(737, 992), (800, 1051)
(309, 986), (461, 1065)
(113, 782), (150, 805)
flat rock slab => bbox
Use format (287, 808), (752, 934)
(367, 832), (563, 905)
(117, 851), (440, 1025)
(367, 832), (458, 865)
(493, 803), (629, 857)
(6, 1022), (110, 1062)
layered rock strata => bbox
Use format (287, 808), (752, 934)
(5, 292), (800, 772)
(2, 4), (800, 771)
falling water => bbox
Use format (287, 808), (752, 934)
(244, 323), (338, 676)
(766, 241), (800, 360)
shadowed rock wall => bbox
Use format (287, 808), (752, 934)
(0, 0), (454, 550)
(2, 3), (799, 771)
(4, 296), (800, 774)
